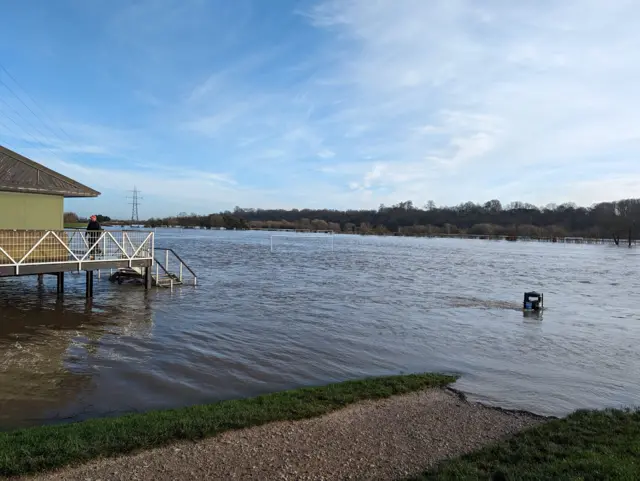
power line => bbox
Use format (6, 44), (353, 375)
(0, 64), (89, 184)
(0, 63), (74, 147)
(0, 99), (65, 161)
(0, 116), (23, 144)
(0, 117), (24, 153)
(0, 95), (56, 148)
(0, 97), (66, 162)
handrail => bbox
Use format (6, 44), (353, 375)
(153, 257), (173, 278)
(0, 230), (154, 273)
(154, 247), (197, 279)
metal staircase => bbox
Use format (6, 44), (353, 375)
(152, 248), (197, 289)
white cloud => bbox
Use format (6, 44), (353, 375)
(8, 0), (640, 216)
(0, 111), (140, 161)
(317, 149), (335, 159)
(31, 153), (262, 209)
(300, 0), (640, 205)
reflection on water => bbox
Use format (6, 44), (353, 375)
(1, 230), (640, 429)
(0, 277), (153, 428)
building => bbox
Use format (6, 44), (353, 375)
(0, 145), (156, 296)
(0, 144), (99, 230)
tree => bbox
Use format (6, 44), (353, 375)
(208, 214), (225, 228)
(63, 212), (79, 224)
(311, 219), (329, 231)
(141, 196), (640, 243)
(483, 199), (502, 213)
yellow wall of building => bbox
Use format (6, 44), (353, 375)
(0, 191), (64, 230)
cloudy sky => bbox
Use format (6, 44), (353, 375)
(0, 0), (638, 218)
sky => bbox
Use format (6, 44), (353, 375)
(1, 0), (639, 219)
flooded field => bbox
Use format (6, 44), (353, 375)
(1, 230), (639, 429)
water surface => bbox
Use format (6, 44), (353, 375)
(1, 230), (639, 429)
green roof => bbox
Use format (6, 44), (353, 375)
(0, 145), (100, 198)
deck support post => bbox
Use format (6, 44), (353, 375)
(56, 272), (64, 296)
(85, 270), (94, 298)
(144, 266), (152, 290)
(37, 274), (44, 285)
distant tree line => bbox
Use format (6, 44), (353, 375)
(143, 198), (640, 244)
(64, 212), (111, 224)
(146, 212), (249, 230)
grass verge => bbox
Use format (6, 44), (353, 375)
(0, 373), (456, 477)
(412, 408), (640, 481)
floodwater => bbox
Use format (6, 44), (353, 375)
(1, 230), (639, 429)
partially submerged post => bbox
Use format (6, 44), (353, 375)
(85, 270), (94, 298)
(56, 272), (64, 297)
(523, 292), (543, 312)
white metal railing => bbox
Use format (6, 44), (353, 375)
(0, 229), (154, 274)
(153, 247), (197, 287)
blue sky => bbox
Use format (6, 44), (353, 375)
(1, 0), (639, 219)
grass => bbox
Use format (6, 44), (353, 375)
(63, 222), (87, 229)
(0, 373), (456, 477)
(412, 408), (640, 481)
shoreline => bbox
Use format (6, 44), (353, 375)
(19, 384), (543, 481)
(2, 375), (638, 480)
(444, 387), (557, 420)
(0, 373), (456, 477)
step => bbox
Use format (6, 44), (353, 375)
(153, 277), (183, 287)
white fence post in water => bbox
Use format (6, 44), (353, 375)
(165, 249), (169, 272)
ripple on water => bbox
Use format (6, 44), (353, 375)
(1, 232), (640, 428)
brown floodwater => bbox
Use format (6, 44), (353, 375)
(1, 229), (639, 430)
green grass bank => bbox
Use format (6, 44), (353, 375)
(413, 408), (640, 481)
(0, 373), (455, 477)
(63, 222), (87, 229)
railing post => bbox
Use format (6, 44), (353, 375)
(165, 249), (169, 272)
(179, 262), (183, 282)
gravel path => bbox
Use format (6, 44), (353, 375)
(21, 389), (545, 481)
